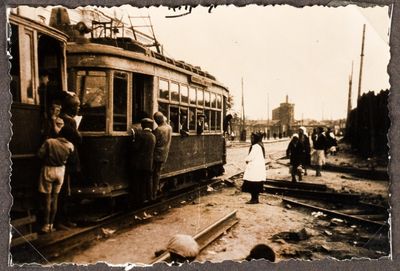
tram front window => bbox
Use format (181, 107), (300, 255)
(77, 71), (107, 132)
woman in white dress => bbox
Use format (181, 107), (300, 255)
(241, 132), (266, 204)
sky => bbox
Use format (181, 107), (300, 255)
(5, 6), (393, 267)
(101, 5), (390, 120)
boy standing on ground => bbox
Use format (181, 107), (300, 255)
(38, 117), (74, 233)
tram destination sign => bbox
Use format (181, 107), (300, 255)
(190, 75), (212, 87)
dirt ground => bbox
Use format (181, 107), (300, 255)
(58, 142), (390, 265)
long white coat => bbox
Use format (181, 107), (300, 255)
(243, 144), (266, 182)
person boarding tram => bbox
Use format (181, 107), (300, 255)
(37, 118), (74, 233)
(152, 112), (172, 200)
(130, 118), (156, 204)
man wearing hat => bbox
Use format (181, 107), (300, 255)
(130, 118), (156, 203)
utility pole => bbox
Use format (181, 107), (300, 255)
(267, 92), (270, 139)
(240, 77), (246, 141)
(347, 61), (354, 119)
(357, 24), (366, 101)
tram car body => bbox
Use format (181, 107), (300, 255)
(63, 19), (229, 200)
(9, 12), (68, 242)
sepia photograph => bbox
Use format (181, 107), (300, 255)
(7, 2), (392, 267)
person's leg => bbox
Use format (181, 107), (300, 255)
(43, 193), (51, 228)
(291, 165), (297, 182)
(152, 162), (162, 199)
(298, 167), (302, 181)
(145, 171), (152, 202)
(49, 193), (59, 231)
(316, 165), (322, 176)
(252, 192), (259, 203)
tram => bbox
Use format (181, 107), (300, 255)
(52, 8), (229, 202)
(9, 7), (229, 228)
(9, 12), (69, 244)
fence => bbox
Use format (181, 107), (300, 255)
(345, 90), (390, 158)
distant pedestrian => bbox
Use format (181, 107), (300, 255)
(311, 127), (327, 176)
(38, 118), (74, 233)
(326, 129), (338, 156)
(241, 132), (266, 204)
(286, 133), (305, 182)
(298, 127), (311, 176)
(246, 243), (276, 262)
(153, 112), (172, 199)
(130, 118), (156, 204)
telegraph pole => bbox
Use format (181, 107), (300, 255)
(240, 77), (246, 141)
(347, 61), (354, 119)
(357, 24), (366, 101)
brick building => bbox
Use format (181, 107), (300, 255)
(271, 95), (295, 137)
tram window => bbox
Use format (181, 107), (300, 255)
(197, 89), (204, 107)
(211, 93), (217, 108)
(189, 87), (196, 105)
(158, 102), (169, 122)
(181, 84), (189, 104)
(204, 109), (210, 131)
(170, 82), (179, 102)
(189, 107), (196, 131)
(180, 107), (189, 132)
(22, 33), (34, 103)
(10, 24), (20, 102)
(204, 91), (211, 107)
(217, 94), (222, 109)
(159, 79), (169, 100)
(216, 111), (222, 131)
(210, 110), (216, 130)
(78, 71), (107, 132)
(170, 106), (179, 133)
(113, 72), (128, 131)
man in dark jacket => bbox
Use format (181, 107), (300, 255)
(286, 134), (305, 182)
(152, 112), (172, 199)
(130, 118), (156, 203)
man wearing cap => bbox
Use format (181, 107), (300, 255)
(152, 112), (172, 200)
(130, 118), (156, 203)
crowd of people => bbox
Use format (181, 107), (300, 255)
(37, 71), (82, 233)
(36, 70), (175, 232)
(241, 126), (338, 204)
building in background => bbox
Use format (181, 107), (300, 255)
(271, 95), (295, 137)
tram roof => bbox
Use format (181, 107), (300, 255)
(67, 38), (229, 92)
(9, 13), (69, 43)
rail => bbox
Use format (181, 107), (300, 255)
(151, 210), (238, 264)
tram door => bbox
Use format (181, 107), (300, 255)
(132, 73), (153, 122)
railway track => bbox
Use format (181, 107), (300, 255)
(281, 197), (389, 232)
(11, 178), (224, 264)
(151, 210), (239, 264)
